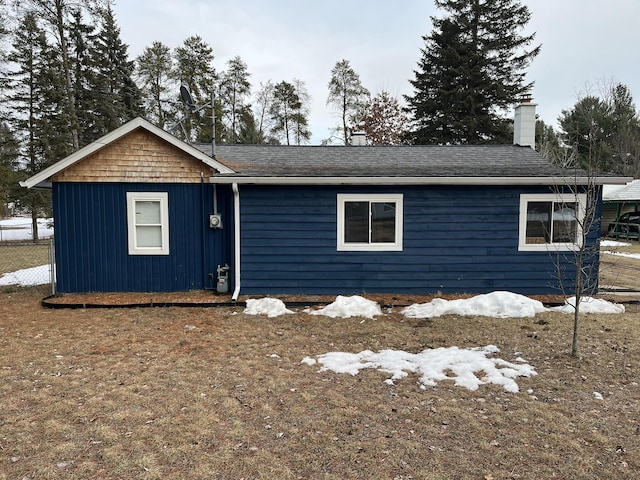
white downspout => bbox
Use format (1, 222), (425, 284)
(231, 183), (241, 301)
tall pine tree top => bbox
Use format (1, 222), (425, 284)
(406, 0), (540, 145)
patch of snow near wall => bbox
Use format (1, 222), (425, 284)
(302, 345), (536, 393)
(552, 296), (625, 314)
(402, 291), (547, 319)
(244, 298), (294, 317)
(306, 295), (382, 319)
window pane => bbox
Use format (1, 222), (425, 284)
(371, 202), (396, 243)
(552, 202), (577, 243)
(345, 201), (369, 243)
(526, 201), (551, 243)
(135, 200), (161, 224)
(136, 225), (163, 247)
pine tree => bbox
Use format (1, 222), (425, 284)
(136, 41), (175, 128)
(91, 5), (143, 135)
(7, 12), (65, 237)
(173, 35), (216, 142)
(270, 81), (303, 145)
(0, 122), (20, 217)
(219, 56), (251, 143)
(559, 83), (640, 176)
(406, 0), (540, 144)
(327, 59), (369, 145)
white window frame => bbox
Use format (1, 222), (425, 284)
(337, 193), (403, 251)
(126, 192), (170, 255)
(518, 193), (586, 252)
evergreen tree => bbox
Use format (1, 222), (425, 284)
(0, 122), (20, 217)
(7, 12), (63, 237)
(559, 83), (640, 176)
(219, 56), (251, 143)
(19, 0), (109, 150)
(535, 119), (572, 167)
(406, 0), (540, 144)
(69, 9), (99, 146)
(173, 35), (216, 142)
(270, 81), (303, 145)
(136, 41), (175, 128)
(236, 106), (264, 144)
(91, 5), (143, 134)
(327, 59), (369, 145)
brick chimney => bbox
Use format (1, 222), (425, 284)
(513, 97), (537, 148)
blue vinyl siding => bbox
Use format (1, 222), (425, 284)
(53, 182), (232, 293)
(238, 185), (599, 295)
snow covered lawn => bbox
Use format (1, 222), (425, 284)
(0, 217), (53, 242)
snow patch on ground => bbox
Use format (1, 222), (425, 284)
(244, 298), (294, 317)
(302, 345), (536, 393)
(603, 251), (640, 260)
(600, 240), (632, 247)
(552, 296), (625, 314)
(0, 217), (53, 241)
(401, 291), (547, 319)
(0, 265), (51, 286)
(306, 295), (382, 319)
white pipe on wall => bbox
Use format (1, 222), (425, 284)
(231, 183), (241, 301)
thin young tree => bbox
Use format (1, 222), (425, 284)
(254, 80), (275, 143)
(553, 93), (618, 356)
(291, 78), (311, 145)
(327, 59), (369, 145)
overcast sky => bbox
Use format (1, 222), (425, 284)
(112, 0), (640, 144)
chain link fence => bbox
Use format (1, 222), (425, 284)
(0, 239), (55, 294)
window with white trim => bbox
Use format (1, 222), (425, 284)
(126, 192), (169, 255)
(337, 194), (403, 251)
(518, 193), (585, 251)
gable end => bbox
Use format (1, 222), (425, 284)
(51, 128), (214, 183)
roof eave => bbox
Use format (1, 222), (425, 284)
(208, 175), (633, 186)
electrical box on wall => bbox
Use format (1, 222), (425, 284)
(209, 214), (223, 229)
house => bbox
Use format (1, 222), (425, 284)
(602, 180), (640, 236)
(22, 101), (630, 298)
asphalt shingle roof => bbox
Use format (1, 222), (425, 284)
(603, 180), (640, 201)
(193, 144), (574, 178)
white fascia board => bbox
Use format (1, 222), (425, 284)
(208, 175), (633, 186)
(21, 117), (235, 189)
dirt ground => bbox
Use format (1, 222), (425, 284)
(1, 286), (639, 479)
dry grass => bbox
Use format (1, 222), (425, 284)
(0, 243), (50, 276)
(600, 240), (640, 290)
(1, 287), (640, 479)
